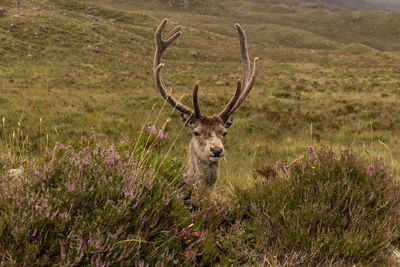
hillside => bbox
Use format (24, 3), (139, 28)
(123, 0), (400, 51)
(304, 0), (400, 11)
(0, 0), (400, 176)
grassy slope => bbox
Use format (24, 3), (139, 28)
(1, 0), (400, 184)
(304, 0), (400, 11)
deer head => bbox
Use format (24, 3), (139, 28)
(153, 19), (258, 186)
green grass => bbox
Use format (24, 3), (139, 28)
(1, 0), (400, 180)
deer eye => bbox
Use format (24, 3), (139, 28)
(222, 132), (227, 137)
(193, 132), (200, 136)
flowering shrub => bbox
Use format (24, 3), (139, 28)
(0, 155), (12, 175)
(144, 122), (168, 149)
(0, 136), (200, 266)
(1, 141), (399, 266)
(231, 147), (400, 265)
(158, 207), (212, 265)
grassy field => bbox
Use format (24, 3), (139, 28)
(1, 0), (400, 183)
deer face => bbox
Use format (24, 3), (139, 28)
(181, 114), (233, 162)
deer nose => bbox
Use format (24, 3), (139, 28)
(210, 147), (223, 157)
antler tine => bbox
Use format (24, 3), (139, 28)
(218, 80), (242, 121)
(235, 24), (250, 89)
(154, 19), (182, 67)
(229, 58), (258, 115)
(154, 64), (193, 115)
(221, 24), (258, 119)
(154, 19), (193, 115)
(192, 83), (201, 118)
(165, 25), (182, 40)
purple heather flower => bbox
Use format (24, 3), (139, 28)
(308, 146), (314, 154)
(158, 128), (168, 139)
(202, 215), (206, 219)
(193, 230), (201, 237)
(66, 182), (75, 192)
(284, 166), (290, 171)
(181, 229), (188, 236)
(276, 161), (282, 167)
(368, 165), (374, 172)
(147, 123), (157, 135)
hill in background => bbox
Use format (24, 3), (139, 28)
(1, 0), (400, 175)
(304, 0), (400, 11)
(133, 0), (400, 51)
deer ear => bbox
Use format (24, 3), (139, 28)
(223, 116), (233, 128)
(180, 113), (197, 128)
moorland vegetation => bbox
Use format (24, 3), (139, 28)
(0, 0), (400, 265)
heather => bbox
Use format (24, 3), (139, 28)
(220, 147), (400, 265)
(0, 134), (209, 266)
(1, 136), (399, 265)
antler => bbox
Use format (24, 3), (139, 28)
(218, 24), (259, 122)
(154, 19), (201, 117)
(154, 19), (257, 122)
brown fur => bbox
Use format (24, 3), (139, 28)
(184, 115), (227, 186)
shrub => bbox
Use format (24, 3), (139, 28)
(0, 135), (207, 266)
(225, 147), (400, 265)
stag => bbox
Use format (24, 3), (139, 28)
(153, 19), (258, 186)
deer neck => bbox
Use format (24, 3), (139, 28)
(186, 140), (219, 186)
